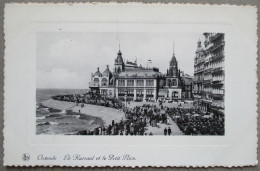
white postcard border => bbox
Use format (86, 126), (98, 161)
(4, 3), (258, 167)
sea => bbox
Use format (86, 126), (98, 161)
(36, 89), (103, 135)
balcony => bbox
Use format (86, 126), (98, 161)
(194, 68), (204, 74)
(203, 68), (212, 73)
(212, 93), (224, 100)
(212, 76), (224, 84)
(212, 41), (225, 52)
(212, 67), (224, 75)
(89, 82), (100, 88)
(203, 80), (212, 85)
(210, 33), (223, 42)
(211, 53), (224, 62)
(212, 100), (224, 109)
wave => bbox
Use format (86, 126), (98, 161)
(37, 121), (59, 126)
(60, 110), (67, 114)
(45, 114), (61, 118)
(73, 115), (80, 119)
(36, 116), (46, 120)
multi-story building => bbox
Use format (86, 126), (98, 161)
(193, 33), (225, 118)
(210, 33), (225, 118)
(193, 39), (205, 108)
(89, 47), (184, 102)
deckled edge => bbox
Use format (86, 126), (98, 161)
(2, 1), (259, 168)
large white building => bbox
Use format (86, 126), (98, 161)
(89, 47), (187, 102)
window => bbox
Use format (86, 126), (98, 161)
(118, 80), (125, 86)
(146, 79), (154, 87)
(101, 78), (108, 86)
(136, 80), (144, 86)
(136, 89), (144, 97)
(94, 78), (99, 85)
(127, 80), (134, 86)
(118, 88), (125, 96)
(146, 89), (154, 97)
(127, 89), (134, 97)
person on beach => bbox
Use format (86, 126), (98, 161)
(164, 127), (167, 136)
(168, 127), (172, 136)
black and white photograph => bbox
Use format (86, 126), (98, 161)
(4, 3), (257, 167)
(36, 32), (225, 136)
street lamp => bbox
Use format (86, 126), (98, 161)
(124, 88), (128, 109)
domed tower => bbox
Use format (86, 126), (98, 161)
(114, 48), (125, 74)
(93, 67), (102, 77)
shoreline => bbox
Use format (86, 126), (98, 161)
(40, 99), (125, 127)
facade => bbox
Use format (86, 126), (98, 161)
(180, 73), (193, 99)
(193, 33), (225, 118)
(193, 39), (205, 108)
(89, 47), (185, 102)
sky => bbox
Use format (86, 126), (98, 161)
(37, 32), (205, 89)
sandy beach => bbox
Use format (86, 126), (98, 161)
(41, 99), (125, 126)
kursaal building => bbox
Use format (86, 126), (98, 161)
(89, 47), (193, 101)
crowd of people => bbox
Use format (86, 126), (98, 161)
(167, 107), (225, 135)
(53, 94), (225, 136)
(76, 104), (171, 136)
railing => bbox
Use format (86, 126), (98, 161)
(212, 77), (224, 82)
(211, 53), (224, 62)
(203, 68), (212, 73)
(211, 100), (224, 108)
(194, 68), (204, 74)
(89, 82), (100, 87)
(212, 67), (224, 74)
(212, 41), (225, 52)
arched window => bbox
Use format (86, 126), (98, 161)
(101, 78), (108, 86)
(168, 79), (171, 87)
(172, 91), (179, 98)
(94, 78), (99, 85)
(172, 79), (177, 86)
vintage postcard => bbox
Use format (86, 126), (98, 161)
(3, 3), (258, 167)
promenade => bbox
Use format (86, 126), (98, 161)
(145, 116), (183, 135)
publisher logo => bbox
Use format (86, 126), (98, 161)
(22, 153), (30, 161)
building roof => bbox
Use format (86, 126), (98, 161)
(182, 77), (193, 85)
(118, 68), (163, 78)
(102, 65), (112, 77)
(93, 67), (102, 77)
